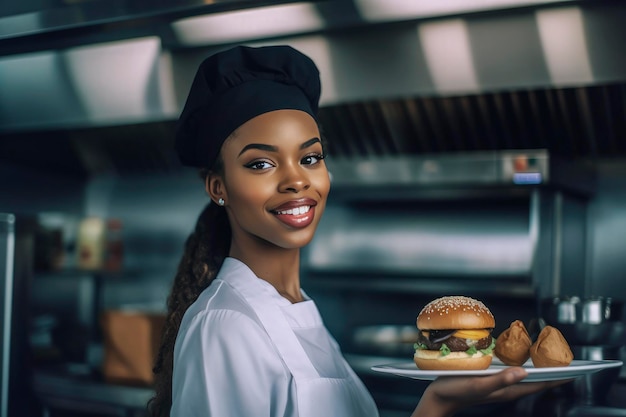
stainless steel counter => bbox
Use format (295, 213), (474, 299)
(33, 369), (153, 417)
(33, 356), (626, 417)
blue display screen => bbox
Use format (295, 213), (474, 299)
(513, 172), (542, 184)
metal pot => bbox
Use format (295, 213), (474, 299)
(541, 296), (623, 324)
(540, 296), (626, 346)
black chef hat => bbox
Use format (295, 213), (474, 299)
(175, 45), (321, 168)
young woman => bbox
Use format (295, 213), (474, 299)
(148, 45), (565, 417)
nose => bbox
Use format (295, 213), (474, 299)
(278, 164), (310, 193)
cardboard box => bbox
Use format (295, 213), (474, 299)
(101, 309), (166, 386)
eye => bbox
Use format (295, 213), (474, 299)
(302, 153), (325, 165)
(244, 160), (275, 170)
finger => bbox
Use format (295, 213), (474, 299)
(469, 367), (529, 395)
(474, 375), (572, 404)
(485, 380), (563, 403)
(433, 367), (528, 404)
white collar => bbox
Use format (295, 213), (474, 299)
(216, 257), (311, 306)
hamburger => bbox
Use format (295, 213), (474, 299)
(414, 296), (496, 370)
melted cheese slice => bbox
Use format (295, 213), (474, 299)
(453, 329), (490, 339)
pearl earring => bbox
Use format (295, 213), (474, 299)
(218, 198), (225, 206)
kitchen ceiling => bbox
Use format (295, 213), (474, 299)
(1, 0), (625, 176)
(0, 0), (588, 55)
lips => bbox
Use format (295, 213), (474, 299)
(270, 199), (317, 229)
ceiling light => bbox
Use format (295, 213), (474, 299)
(536, 7), (593, 84)
(171, 3), (325, 46)
(418, 19), (479, 93)
(354, 0), (576, 22)
(63, 37), (169, 121)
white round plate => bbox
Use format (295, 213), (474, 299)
(371, 359), (623, 382)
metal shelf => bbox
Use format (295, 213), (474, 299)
(304, 275), (536, 298)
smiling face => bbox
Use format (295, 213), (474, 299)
(207, 109), (331, 255)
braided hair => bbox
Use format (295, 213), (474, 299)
(148, 162), (231, 417)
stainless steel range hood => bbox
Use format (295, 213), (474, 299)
(0, 0), (625, 176)
(325, 149), (595, 197)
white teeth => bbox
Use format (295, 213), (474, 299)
(276, 206), (310, 215)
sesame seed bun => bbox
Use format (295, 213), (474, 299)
(416, 296), (495, 330)
(414, 296), (495, 370)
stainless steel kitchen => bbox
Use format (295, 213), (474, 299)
(1, 0), (626, 416)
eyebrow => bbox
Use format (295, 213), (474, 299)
(237, 137), (321, 157)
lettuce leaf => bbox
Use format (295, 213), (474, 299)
(414, 342), (428, 351)
(465, 345), (478, 356)
(440, 343), (451, 356)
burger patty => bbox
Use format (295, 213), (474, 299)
(417, 330), (493, 352)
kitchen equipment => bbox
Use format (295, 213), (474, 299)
(541, 296), (623, 324)
(0, 214), (38, 416)
(570, 346), (622, 406)
(540, 296), (626, 407)
(541, 296), (626, 345)
(0, 214), (13, 417)
(351, 325), (420, 357)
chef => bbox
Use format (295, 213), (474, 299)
(148, 44), (566, 417)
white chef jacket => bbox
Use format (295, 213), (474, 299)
(171, 257), (379, 417)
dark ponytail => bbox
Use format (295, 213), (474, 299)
(148, 167), (231, 417)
